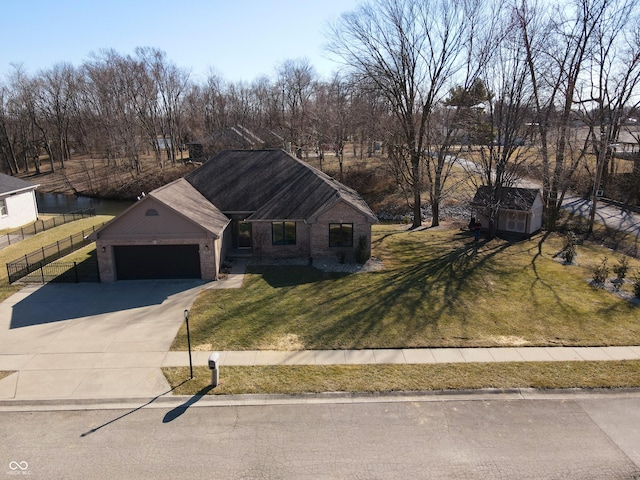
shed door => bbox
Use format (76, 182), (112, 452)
(114, 245), (201, 280)
(506, 211), (527, 233)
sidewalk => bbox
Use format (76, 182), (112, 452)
(2, 257), (640, 403)
(2, 345), (640, 403)
(161, 345), (640, 367)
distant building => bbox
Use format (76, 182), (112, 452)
(0, 174), (40, 230)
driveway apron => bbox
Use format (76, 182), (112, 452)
(0, 280), (206, 400)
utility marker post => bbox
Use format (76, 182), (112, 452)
(184, 309), (193, 379)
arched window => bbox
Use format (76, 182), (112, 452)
(145, 209), (159, 216)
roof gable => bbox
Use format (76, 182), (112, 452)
(150, 178), (230, 233)
(96, 178), (229, 239)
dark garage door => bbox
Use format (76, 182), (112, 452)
(114, 245), (201, 280)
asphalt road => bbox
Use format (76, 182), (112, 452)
(2, 393), (639, 479)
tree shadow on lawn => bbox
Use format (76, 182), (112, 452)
(255, 265), (348, 288)
(308, 237), (517, 348)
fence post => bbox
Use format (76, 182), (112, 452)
(57, 240), (61, 257)
(40, 263), (45, 284)
(74, 262), (79, 283)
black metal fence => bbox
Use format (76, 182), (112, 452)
(0, 209), (96, 248)
(6, 223), (106, 284)
(13, 261), (99, 284)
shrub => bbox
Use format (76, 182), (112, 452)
(355, 235), (370, 264)
(634, 272), (640, 299)
(592, 256), (609, 288)
(612, 256), (629, 291)
(561, 231), (577, 264)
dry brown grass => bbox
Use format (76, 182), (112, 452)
(163, 360), (640, 395)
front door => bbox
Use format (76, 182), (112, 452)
(237, 221), (252, 249)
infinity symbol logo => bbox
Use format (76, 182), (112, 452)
(9, 461), (28, 471)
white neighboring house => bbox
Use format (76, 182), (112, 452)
(0, 173), (40, 230)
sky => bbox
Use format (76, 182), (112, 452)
(0, 0), (362, 84)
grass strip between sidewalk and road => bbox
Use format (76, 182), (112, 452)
(163, 360), (640, 396)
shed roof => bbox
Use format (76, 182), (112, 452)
(0, 173), (39, 196)
(185, 149), (377, 222)
(472, 186), (541, 211)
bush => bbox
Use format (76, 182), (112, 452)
(355, 235), (370, 264)
(634, 272), (640, 299)
(592, 257), (609, 288)
(561, 231), (577, 264)
(612, 256), (629, 291)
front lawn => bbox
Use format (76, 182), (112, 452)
(172, 225), (640, 351)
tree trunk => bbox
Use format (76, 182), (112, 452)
(411, 153), (422, 228)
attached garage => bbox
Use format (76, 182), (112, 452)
(93, 178), (230, 283)
(114, 245), (201, 280)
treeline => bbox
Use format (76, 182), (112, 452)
(1, 0), (639, 231)
(0, 48), (384, 178)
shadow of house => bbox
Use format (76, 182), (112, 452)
(471, 186), (543, 239)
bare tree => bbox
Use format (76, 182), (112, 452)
(583, 0), (640, 230)
(136, 48), (191, 165)
(0, 82), (21, 175)
(37, 63), (81, 170)
(328, 0), (480, 228)
(278, 59), (317, 157)
(517, 0), (629, 229)
(458, 4), (538, 237)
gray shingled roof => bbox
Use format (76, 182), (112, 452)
(185, 149), (377, 222)
(0, 173), (39, 195)
(472, 186), (541, 211)
(150, 178), (230, 235)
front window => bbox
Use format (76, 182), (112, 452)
(329, 223), (353, 247)
(272, 221), (296, 245)
(0, 199), (7, 216)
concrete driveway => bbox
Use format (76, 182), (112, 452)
(0, 280), (207, 401)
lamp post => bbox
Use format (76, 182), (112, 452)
(184, 309), (193, 379)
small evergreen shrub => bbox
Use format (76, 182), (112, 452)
(561, 231), (577, 264)
(612, 256), (629, 291)
(633, 272), (640, 299)
(592, 257), (609, 288)
(354, 235), (370, 264)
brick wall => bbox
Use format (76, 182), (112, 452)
(310, 202), (372, 263)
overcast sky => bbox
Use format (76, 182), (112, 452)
(1, 0), (362, 83)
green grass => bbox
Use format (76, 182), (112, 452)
(163, 360), (640, 395)
(173, 225), (640, 352)
(0, 215), (113, 302)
